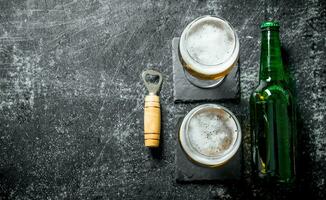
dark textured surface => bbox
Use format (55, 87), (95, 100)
(172, 38), (240, 102)
(0, 0), (325, 199)
(176, 115), (242, 182)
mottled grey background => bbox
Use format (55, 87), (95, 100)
(0, 0), (325, 199)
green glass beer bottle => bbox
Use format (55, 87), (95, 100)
(250, 21), (297, 184)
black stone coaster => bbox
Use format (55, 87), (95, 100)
(172, 38), (240, 103)
(175, 115), (242, 182)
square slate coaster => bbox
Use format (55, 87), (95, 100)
(172, 38), (240, 103)
(175, 115), (242, 182)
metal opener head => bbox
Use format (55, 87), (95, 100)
(142, 69), (163, 95)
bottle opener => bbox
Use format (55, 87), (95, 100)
(142, 69), (163, 148)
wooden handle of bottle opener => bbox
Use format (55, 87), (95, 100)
(144, 94), (160, 147)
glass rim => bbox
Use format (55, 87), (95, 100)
(179, 104), (242, 166)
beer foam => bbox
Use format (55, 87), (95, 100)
(179, 16), (239, 76)
(186, 19), (235, 65)
(188, 111), (234, 157)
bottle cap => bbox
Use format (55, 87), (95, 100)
(260, 21), (280, 29)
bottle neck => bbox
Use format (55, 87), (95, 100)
(259, 29), (285, 82)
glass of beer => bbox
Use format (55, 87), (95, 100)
(179, 104), (241, 167)
(179, 16), (239, 88)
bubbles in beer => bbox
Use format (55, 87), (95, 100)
(188, 110), (234, 157)
(186, 19), (235, 66)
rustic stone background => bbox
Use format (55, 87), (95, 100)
(0, 0), (325, 199)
